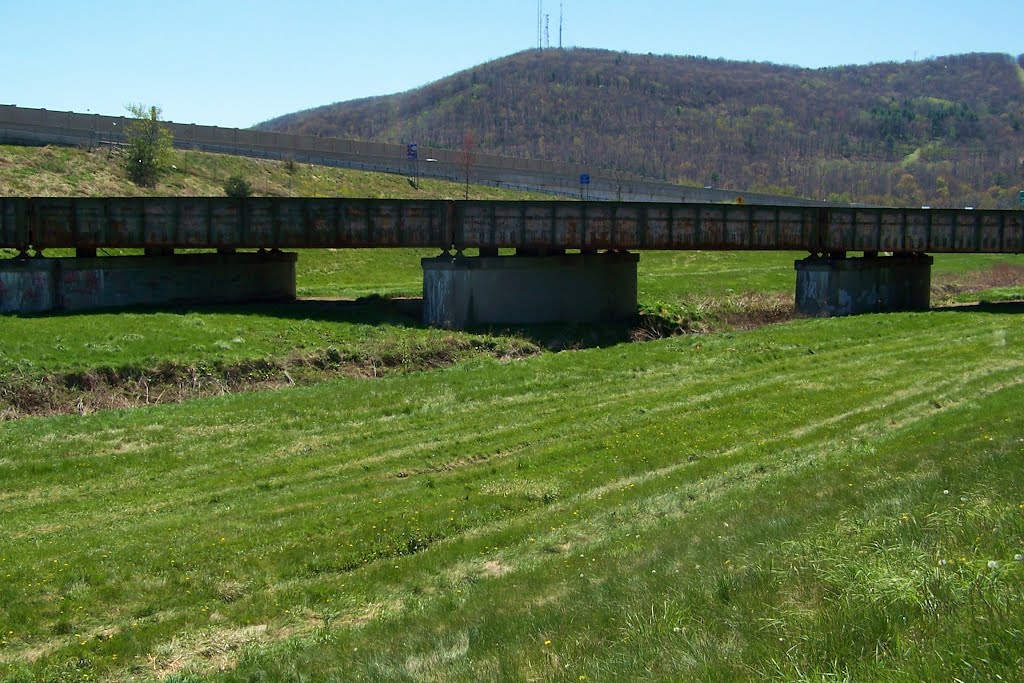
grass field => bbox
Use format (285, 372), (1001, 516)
(291, 248), (1024, 302)
(1, 307), (1023, 682)
(2, 144), (1024, 681)
(2, 249), (1023, 420)
(2, 247), (1021, 408)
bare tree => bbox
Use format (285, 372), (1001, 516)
(457, 131), (478, 200)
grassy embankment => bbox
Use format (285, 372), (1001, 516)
(0, 144), (555, 201)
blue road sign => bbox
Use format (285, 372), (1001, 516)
(407, 144), (418, 161)
(580, 174), (590, 185)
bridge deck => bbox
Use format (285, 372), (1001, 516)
(2, 197), (1022, 254)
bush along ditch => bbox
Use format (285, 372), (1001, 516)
(0, 336), (541, 420)
(0, 296), (810, 420)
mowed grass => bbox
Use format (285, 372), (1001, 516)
(1, 308), (1023, 682)
(0, 300), (515, 378)
(1, 251), (1017, 428)
(296, 248), (1024, 302)
(3, 250), (1021, 381)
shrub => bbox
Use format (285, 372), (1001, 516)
(123, 104), (174, 188)
(224, 174), (254, 198)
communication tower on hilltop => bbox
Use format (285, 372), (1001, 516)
(537, 1), (543, 49)
(559, 2), (563, 49)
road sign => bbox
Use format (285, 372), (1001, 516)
(1019, 190), (1024, 205)
(407, 143), (418, 161)
(579, 174), (590, 185)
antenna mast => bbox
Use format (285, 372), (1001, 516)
(537, 1), (543, 49)
(545, 13), (550, 49)
(559, 2), (563, 49)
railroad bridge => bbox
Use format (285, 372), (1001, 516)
(1, 197), (1021, 325)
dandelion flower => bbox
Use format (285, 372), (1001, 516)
(987, 560), (999, 569)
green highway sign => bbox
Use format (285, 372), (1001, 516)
(1020, 190), (1024, 205)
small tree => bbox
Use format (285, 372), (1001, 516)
(224, 174), (253, 198)
(457, 131), (478, 200)
(123, 104), (174, 188)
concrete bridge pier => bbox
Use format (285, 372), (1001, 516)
(0, 252), (296, 314)
(422, 252), (639, 328)
(795, 253), (933, 317)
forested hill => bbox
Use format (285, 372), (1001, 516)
(258, 49), (1024, 208)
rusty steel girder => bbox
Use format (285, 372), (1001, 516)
(14, 198), (451, 251)
(1, 197), (1021, 254)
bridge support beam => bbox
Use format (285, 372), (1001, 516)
(0, 252), (296, 314)
(794, 254), (933, 317)
(422, 252), (638, 328)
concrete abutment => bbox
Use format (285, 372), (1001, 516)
(1, 250), (937, 323)
(795, 254), (932, 317)
(422, 252), (639, 328)
(0, 252), (296, 314)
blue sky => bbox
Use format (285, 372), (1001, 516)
(3, 1), (1021, 129)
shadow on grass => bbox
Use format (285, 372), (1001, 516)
(469, 320), (644, 351)
(932, 300), (1024, 315)
(11, 295), (426, 327)
(11, 295), (654, 351)
(197, 296), (427, 327)
(217, 300), (664, 351)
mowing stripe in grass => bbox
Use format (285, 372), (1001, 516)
(1, 310), (1022, 681)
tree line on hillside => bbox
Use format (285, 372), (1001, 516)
(260, 49), (1024, 208)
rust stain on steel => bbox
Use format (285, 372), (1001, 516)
(0, 198), (26, 249)
(2, 198), (1023, 254)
